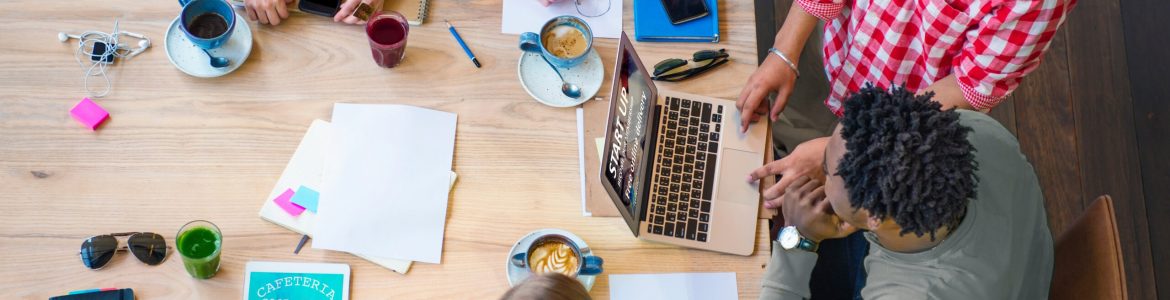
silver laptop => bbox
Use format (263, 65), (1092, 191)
(600, 32), (767, 255)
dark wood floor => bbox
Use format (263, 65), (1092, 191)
(754, 0), (1170, 298)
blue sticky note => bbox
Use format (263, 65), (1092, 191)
(290, 186), (320, 213)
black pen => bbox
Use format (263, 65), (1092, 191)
(445, 19), (481, 68)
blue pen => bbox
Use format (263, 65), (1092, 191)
(445, 19), (481, 68)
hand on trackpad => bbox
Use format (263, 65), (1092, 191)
(717, 149), (762, 205)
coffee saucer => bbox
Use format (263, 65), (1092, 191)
(517, 50), (604, 108)
(164, 13), (253, 78)
(506, 228), (597, 291)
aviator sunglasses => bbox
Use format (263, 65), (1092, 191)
(651, 49), (730, 82)
(79, 232), (170, 269)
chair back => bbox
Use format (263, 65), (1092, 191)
(1050, 195), (1128, 300)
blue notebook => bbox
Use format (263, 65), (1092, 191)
(633, 0), (720, 42)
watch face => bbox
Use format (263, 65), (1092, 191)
(779, 226), (799, 249)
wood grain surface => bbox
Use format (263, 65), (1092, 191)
(0, 0), (771, 298)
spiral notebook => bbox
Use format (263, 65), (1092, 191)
(382, 0), (429, 25)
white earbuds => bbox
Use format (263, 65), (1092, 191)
(120, 31), (146, 39)
(60, 19), (152, 98)
(126, 39), (151, 58)
(58, 30), (151, 58)
(58, 32), (82, 42)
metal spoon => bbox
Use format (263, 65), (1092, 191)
(519, 41), (582, 98)
(537, 55), (582, 99)
(201, 48), (230, 68)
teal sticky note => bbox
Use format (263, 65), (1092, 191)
(290, 186), (320, 213)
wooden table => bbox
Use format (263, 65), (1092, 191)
(0, 0), (769, 298)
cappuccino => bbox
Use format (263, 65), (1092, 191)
(543, 25), (589, 59)
(527, 240), (580, 276)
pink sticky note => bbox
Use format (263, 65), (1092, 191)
(70, 98), (109, 130)
(273, 188), (306, 216)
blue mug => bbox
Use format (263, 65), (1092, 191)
(511, 234), (603, 277)
(178, 0), (236, 49)
(519, 16), (593, 69)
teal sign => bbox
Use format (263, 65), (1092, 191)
(248, 272), (344, 300)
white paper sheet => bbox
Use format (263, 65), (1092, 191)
(501, 0), (623, 39)
(313, 104), (457, 264)
(610, 272), (739, 300)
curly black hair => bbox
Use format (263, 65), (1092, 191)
(836, 84), (978, 240)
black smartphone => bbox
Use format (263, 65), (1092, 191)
(299, 0), (340, 17)
(50, 288), (134, 300)
(660, 0), (709, 25)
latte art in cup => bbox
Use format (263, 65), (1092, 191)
(527, 241), (580, 276)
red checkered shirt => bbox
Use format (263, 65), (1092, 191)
(796, 0), (1076, 115)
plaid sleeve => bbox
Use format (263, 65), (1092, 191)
(796, 0), (845, 21)
(953, 0), (1076, 110)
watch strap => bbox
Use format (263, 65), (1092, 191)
(797, 238), (819, 252)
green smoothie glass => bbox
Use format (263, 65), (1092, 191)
(176, 220), (222, 279)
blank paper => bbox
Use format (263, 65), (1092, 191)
(312, 103), (457, 264)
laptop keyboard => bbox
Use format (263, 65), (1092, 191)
(646, 97), (723, 242)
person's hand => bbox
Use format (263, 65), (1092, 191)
(749, 137), (828, 209)
(245, 0), (293, 25)
(335, 0), (383, 25)
(536, 0), (562, 6)
(780, 176), (858, 243)
(735, 50), (798, 133)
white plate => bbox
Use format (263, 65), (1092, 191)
(506, 228), (597, 291)
(517, 50), (604, 108)
(164, 13), (253, 78)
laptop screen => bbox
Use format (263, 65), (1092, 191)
(603, 36), (656, 217)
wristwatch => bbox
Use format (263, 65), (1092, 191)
(778, 226), (819, 252)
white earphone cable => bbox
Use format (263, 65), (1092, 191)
(66, 20), (150, 98)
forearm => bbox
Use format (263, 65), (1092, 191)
(771, 1), (820, 67)
(760, 241), (819, 300)
(921, 75), (977, 111)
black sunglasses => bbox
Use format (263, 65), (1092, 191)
(79, 232), (170, 270)
(651, 49), (731, 82)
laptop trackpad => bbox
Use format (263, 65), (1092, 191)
(717, 149), (762, 206)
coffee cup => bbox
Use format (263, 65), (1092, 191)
(510, 234), (603, 277)
(178, 0), (236, 49)
(518, 16), (594, 69)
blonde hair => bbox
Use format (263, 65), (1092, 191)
(500, 273), (591, 300)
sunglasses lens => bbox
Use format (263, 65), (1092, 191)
(80, 235), (118, 269)
(693, 50), (725, 62)
(128, 232), (168, 265)
(653, 58), (688, 76)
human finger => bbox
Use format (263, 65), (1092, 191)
(246, 4), (259, 21)
(265, 3), (283, 25)
(747, 160), (785, 182)
(798, 176), (820, 193)
(786, 175), (814, 192)
(740, 87), (766, 132)
(275, 0), (289, 19)
(762, 182), (787, 208)
(335, 0), (360, 22)
(736, 82), (755, 112)
(771, 86), (793, 121)
(256, 3), (271, 24)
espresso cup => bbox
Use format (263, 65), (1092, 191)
(510, 234), (603, 277)
(178, 0), (236, 49)
(518, 16), (594, 69)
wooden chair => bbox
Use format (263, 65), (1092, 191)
(1050, 195), (1128, 300)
